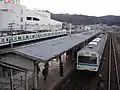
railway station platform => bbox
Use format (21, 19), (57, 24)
(37, 53), (75, 90)
(0, 30), (102, 90)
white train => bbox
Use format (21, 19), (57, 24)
(76, 33), (107, 72)
(0, 29), (67, 46)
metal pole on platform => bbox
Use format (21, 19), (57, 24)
(25, 72), (28, 90)
(33, 61), (38, 89)
(25, 22), (27, 31)
(69, 23), (72, 35)
(10, 69), (14, 90)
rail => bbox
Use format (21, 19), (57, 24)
(107, 34), (120, 90)
(112, 35), (120, 90)
(108, 36), (112, 90)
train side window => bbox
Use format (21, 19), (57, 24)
(48, 33), (50, 35)
(14, 37), (17, 40)
(6, 38), (9, 41)
(40, 34), (42, 37)
(40, 34), (43, 36)
(32, 35), (35, 38)
(18, 36), (21, 40)
(23, 36), (25, 39)
(1, 39), (5, 42)
(26, 36), (29, 38)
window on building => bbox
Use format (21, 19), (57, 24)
(26, 17), (32, 20)
(21, 17), (23, 22)
(0, 9), (8, 12)
(21, 9), (23, 14)
(33, 17), (39, 21)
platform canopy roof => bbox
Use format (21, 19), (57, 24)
(13, 30), (101, 62)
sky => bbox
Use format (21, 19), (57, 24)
(20, 0), (120, 16)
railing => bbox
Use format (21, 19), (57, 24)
(0, 72), (26, 89)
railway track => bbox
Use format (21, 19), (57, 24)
(107, 33), (120, 90)
(56, 70), (96, 90)
(94, 32), (120, 90)
(55, 32), (120, 90)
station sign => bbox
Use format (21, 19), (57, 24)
(0, 0), (20, 4)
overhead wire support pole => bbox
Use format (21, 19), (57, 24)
(69, 23), (72, 36)
(8, 23), (14, 48)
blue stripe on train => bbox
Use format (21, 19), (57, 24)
(77, 63), (98, 66)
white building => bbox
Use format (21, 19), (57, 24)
(0, 0), (62, 31)
(84, 26), (91, 30)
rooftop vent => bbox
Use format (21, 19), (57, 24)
(88, 41), (97, 48)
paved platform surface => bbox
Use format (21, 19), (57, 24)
(36, 54), (75, 90)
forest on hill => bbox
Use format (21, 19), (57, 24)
(51, 14), (120, 25)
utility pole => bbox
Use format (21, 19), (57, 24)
(25, 22), (27, 31)
(69, 23), (72, 35)
(8, 23), (14, 48)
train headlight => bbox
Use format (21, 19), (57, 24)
(91, 68), (96, 71)
(93, 68), (96, 70)
(77, 66), (80, 69)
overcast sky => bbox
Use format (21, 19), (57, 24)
(20, 0), (120, 16)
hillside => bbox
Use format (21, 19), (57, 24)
(51, 14), (120, 25)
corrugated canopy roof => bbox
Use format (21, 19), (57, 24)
(13, 30), (101, 62)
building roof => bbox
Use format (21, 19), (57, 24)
(78, 33), (107, 54)
(89, 41), (98, 45)
(93, 39), (100, 42)
(13, 30), (101, 62)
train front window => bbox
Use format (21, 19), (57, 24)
(78, 56), (97, 64)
